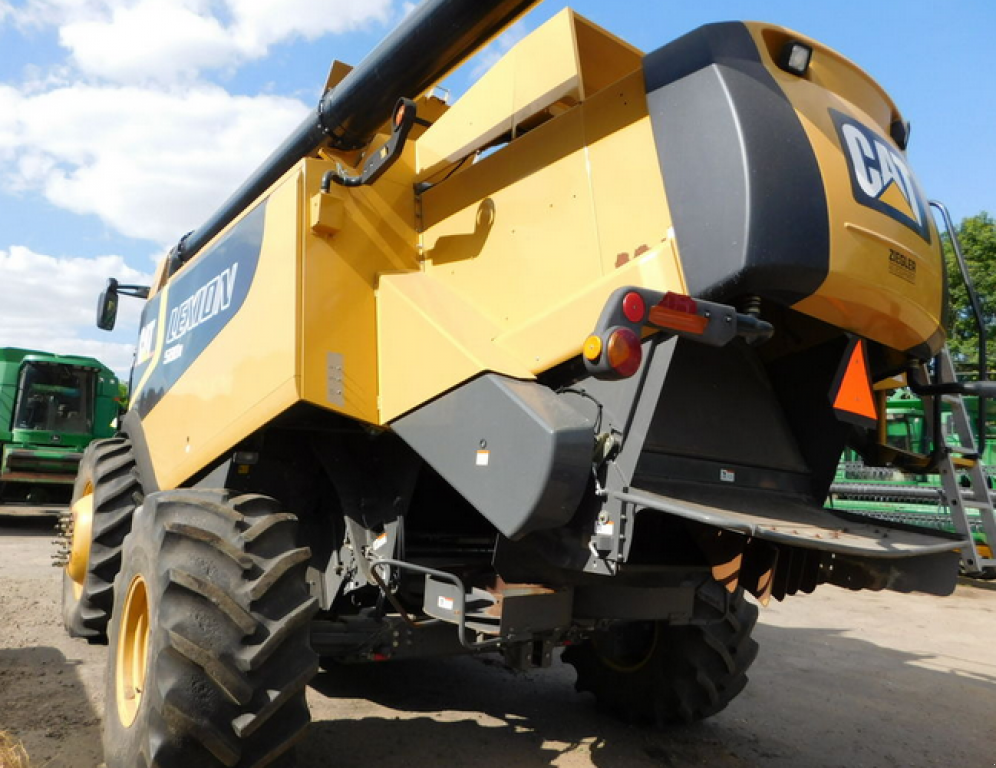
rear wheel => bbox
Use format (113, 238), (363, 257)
(563, 582), (759, 725)
(61, 437), (143, 643)
(102, 490), (318, 768)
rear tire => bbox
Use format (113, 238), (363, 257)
(62, 437), (143, 643)
(102, 490), (318, 768)
(563, 582), (759, 725)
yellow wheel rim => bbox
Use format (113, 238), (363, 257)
(595, 622), (659, 674)
(116, 574), (150, 728)
(66, 482), (94, 599)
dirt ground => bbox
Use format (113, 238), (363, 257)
(1, 507), (994, 768)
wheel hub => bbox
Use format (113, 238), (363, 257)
(593, 621), (659, 673)
(66, 484), (94, 597)
(116, 574), (150, 728)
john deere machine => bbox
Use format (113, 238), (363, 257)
(830, 391), (996, 573)
(57, 1), (991, 765)
(0, 347), (120, 505)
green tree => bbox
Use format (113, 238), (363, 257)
(943, 211), (996, 375)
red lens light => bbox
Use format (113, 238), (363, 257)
(622, 291), (646, 323)
(606, 328), (642, 377)
(659, 292), (697, 314)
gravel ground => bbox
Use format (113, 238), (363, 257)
(2, 508), (994, 768)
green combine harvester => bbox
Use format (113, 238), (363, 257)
(830, 390), (996, 569)
(0, 348), (122, 505)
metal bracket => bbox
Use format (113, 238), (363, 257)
(370, 558), (503, 651)
(322, 98), (417, 188)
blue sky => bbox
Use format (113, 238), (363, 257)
(1, 0), (993, 376)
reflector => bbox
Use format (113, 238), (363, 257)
(831, 338), (877, 427)
(583, 335), (603, 362)
(606, 328), (641, 377)
(622, 292), (646, 323)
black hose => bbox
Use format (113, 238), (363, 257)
(177, 0), (538, 264)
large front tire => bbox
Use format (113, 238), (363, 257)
(103, 490), (318, 768)
(563, 582), (759, 725)
(62, 437), (144, 643)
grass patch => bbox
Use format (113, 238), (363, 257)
(0, 731), (31, 768)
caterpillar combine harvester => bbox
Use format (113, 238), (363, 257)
(57, 1), (994, 765)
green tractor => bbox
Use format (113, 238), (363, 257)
(0, 347), (122, 505)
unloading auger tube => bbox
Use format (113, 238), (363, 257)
(172, 0), (539, 265)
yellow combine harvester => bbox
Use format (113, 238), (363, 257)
(60, 1), (976, 765)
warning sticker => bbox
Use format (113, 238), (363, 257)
(437, 596), (455, 611)
(476, 450), (490, 467)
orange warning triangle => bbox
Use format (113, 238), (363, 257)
(833, 339), (877, 424)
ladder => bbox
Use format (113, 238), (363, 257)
(919, 346), (996, 575)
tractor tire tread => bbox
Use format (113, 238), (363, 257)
(102, 490), (317, 768)
(564, 582), (759, 726)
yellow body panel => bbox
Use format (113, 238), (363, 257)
(743, 23), (943, 352)
(377, 273), (535, 420)
(383, 13), (682, 419)
(416, 10), (641, 183)
(138, 137), (423, 486)
(299, 152), (420, 424)
(142, 179), (301, 490)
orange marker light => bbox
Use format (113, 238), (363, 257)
(832, 338), (878, 427)
(583, 334), (603, 362)
(648, 306), (708, 335)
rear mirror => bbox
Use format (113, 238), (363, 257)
(97, 278), (119, 331)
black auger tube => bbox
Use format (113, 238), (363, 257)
(176, 0), (538, 263)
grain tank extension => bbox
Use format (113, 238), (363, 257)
(61, 2), (974, 765)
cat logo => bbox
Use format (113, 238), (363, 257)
(831, 109), (930, 243)
(137, 319), (157, 365)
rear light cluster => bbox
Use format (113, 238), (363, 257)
(582, 287), (774, 380)
(584, 290), (705, 379)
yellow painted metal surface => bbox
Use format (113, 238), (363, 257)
(743, 23), (944, 353)
(140, 177), (301, 490)
(416, 10), (642, 183)
(417, 10), (582, 181)
(377, 10), (683, 420)
(299, 150), (420, 424)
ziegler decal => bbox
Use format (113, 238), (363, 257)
(831, 109), (931, 243)
(888, 249), (916, 284)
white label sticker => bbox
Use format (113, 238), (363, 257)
(372, 533), (388, 551)
(596, 520), (615, 536)
(437, 596), (455, 611)
(720, 469), (736, 483)
(163, 344), (183, 364)
(476, 450), (490, 467)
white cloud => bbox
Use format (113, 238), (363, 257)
(10, 0), (394, 85)
(0, 0), (399, 366)
(0, 82), (309, 243)
(0, 245), (153, 376)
